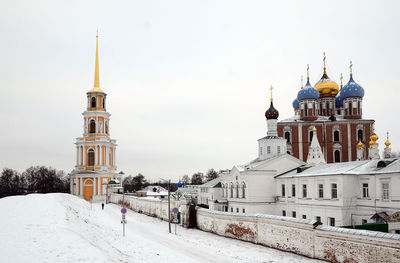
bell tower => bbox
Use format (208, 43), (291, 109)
(70, 32), (120, 201)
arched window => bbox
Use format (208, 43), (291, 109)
(357, 102), (361, 115)
(221, 184), (225, 197)
(284, 132), (290, 143)
(89, 120), (96, 133)
(313, 103), (316, 116)
(309, 130), (313, 142)
(349, 102), (352, 115)
(103, 98), (105, 109)
(242, 183), (246, 198)
(358, 130), (363, 142)
(230, 184), (233, 198)
(236, 184), (239, 198)
(105, 122), (109, 134)
(334, 150), (340, 163)
(226, 185), (228, 198)
(88, 149), (95, 166)
(326, 103), (330, 116)
(91, 97), (96, 108)
(334, 130), (340, 142)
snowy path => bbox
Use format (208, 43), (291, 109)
(0, 194), (324, 263)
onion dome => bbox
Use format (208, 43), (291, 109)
(314, 69), (339, 97)
(292, 98), (300, 109)
(265, 101), (279, 120)
(297, 79), (319, 101)
(385, 132), (391, 149)
(358, 140), (363, 150)
(370, 129), (379, 143)
(341, 75), (364, 100)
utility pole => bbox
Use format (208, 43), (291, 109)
(168, 179), (171, 234)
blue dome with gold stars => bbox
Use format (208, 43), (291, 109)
(297, 79), (319, 101)
(292, 98), (299, 109)
(335, 91), (344, 107)
(341, 75), (364, 99)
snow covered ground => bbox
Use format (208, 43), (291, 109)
(0, 194), (324, 263)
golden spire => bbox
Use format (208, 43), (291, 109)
(307, 64), (310, 80)
(358, 139), (363, 150)
(385, 131), (391, 149)
(90, 30), (104, 92)
(323, 52), (327, 74)
(270, 85), (274, 102)
(350, 60), (353, 76)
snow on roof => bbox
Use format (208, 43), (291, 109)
(316, 225), (400, 241)
(199, 177), (221, 188)
(277, 159), (400, 178)
(137, 185), (168, 193)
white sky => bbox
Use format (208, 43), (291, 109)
(1, 0), (399, 182)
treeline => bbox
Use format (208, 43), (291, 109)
(0, 166), (70, 198)
(122, 168), (220, 193)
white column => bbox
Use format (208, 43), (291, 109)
(347, 123), (351, 161)
(83, 148), (86, 166)
(298, 124), (303, 161)
(97, 177), (101, 196)
(76, 147), (79, 166)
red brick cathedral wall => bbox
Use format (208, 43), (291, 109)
(277, 121), (374, 163)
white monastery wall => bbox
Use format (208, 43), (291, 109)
(196, 208), (400, 263)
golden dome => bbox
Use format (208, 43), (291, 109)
(357, 140), (363, 150)
(385, 132), (391, 149)
(314, 68), (339, 97)
(370, 129), (379, 143)
(369, 139), (374, 149)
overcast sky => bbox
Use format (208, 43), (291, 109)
(1, 0), (399, 182)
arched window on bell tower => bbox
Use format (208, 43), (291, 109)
(334, 150), (341, 162)
(89, 119), (96, 133)
(88, 149), (95, 166)
(91, 97), (96, 108)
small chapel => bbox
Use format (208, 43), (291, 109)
(70, 33), (121, 201)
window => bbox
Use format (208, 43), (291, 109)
(349, 102), (352, 115)
(105, 121), (109, 134)
(302, 184), (307, 198)
(242, 208), (245, 213)
(383, 183), (389, 200)
(284, 132), (290, 143)
(329, 217), (335, 226)
(230, 184), (233, 198)
(318, 184), (324, 198)
(91, 97), (96, 108)
(281, 184), (286, 197)
(362, 183), (369, 198)
(357, 102), (361, 115)
(320, 103), (323, 115)
(396, 230), (400, 234)
(88, 149), (95, 166)
(236, 184), (239, 198)
(267, 146), (271, 154)
(302, 215), (307, 219)
(309, 131), (313, 142)
(334, 130), (340, 142)
(89, 119), (96, 133)
(236, 208), (239, 213)
(242, 183), (246, 198)
(334, 150), (340, 163)
(316, 216), (321, 222)
(326, 102), (330, 116)
(313, 103), (316, 115)
(103, 98), (105, 109)
(362, 219), (367, 225)
(292, 211), (296, 218)
(292, 184), (296, 197)
(282, 210), (286, 216)
(231, 207), (233, 212)
(358, 130), (363, 142)
(277, 146), (281, 154)
(331, 183), (338, 199)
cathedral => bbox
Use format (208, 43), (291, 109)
(277, 54), (375, 163)
(70, 33), (121, 201)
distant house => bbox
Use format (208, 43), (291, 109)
(136, 186), (168, 199)
(197, 178), (223, 210)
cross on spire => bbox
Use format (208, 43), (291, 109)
(270, 85), (273, 102)
(340, 73), (343, 87)
(323, 52), (326, 68)
(307, 64), (309, 79)
(350, 60), (353, 76)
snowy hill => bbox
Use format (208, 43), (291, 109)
(0, 194), (323, 263)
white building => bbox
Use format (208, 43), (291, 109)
(198, 88), (400, 232)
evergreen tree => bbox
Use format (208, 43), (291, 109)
(191, 172), (204, 185)
(205, 168), (218, 182)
